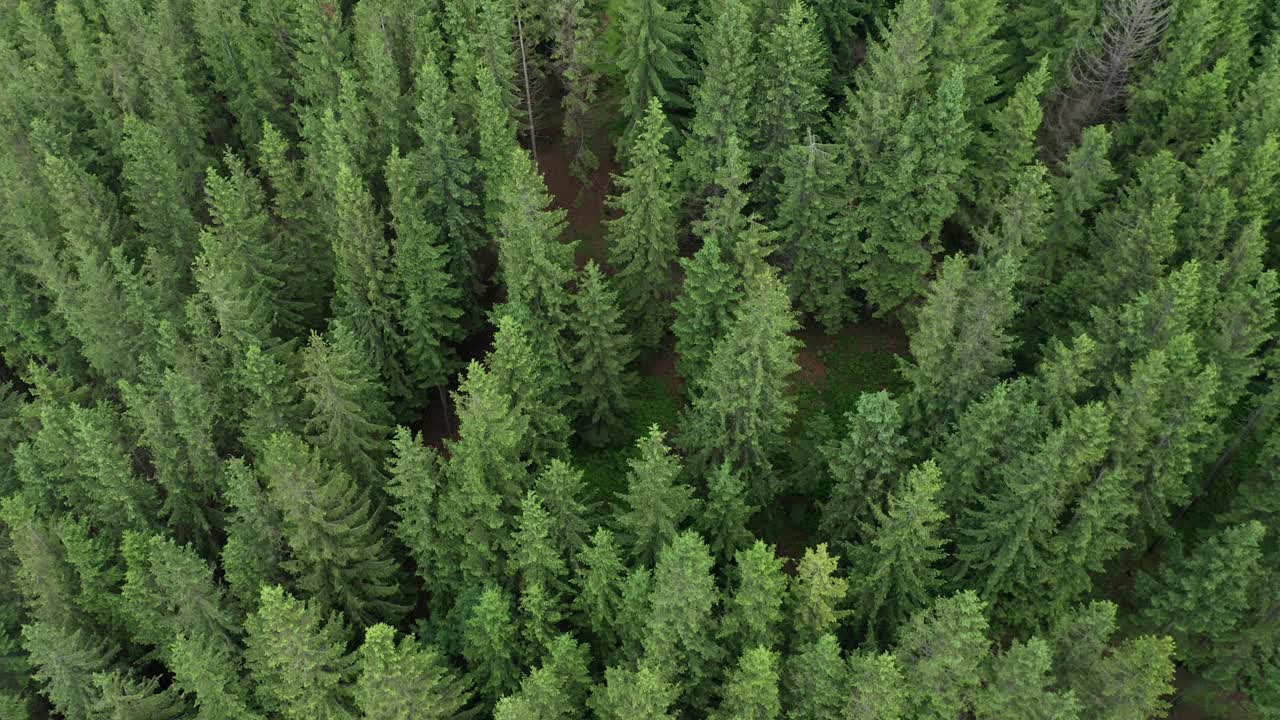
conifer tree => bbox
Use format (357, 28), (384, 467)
(474, 62), (521, 233)
(589, 663), (680, 720)
(607, 98), (680, 350)
(774, 133), (850, 330)
(643, 531), (723, 708)
(236, 344), (305, 458)
(757, 2), (829, 187)
(682, 0), (758, 196)
(513, 491), (569, 597)
(195, 152), (289, 353)
(488, 308), (572, 466)
(301, 323), (393, 487)
(22, 621), (117, 720)
(697, 461), (759, 563)
(617, 0), (692, 153)
(852, 67), (971, 314)
(713, 647), (781, 720)
(973, 62), (1050, 226)
(896, 591), (990, 720)
(259, 433), (404, 625)
(168, 633), (263, 720)
(494, 148), (576, 353)
(411, 49), (486, 321)
(352, 2), (411, 177)
(615, 427), (697, 565)
(463, 585), (520, 701)
(220, 459), (288, 609)
(673, 236), (742, 383)
(1137, 522), (1267, 671)
(535, 460), (595, 567)
(385, 147), (463, 399)
(330, 162), (405, 395)
(782, 634), (848, 720)
(550, 0), (601, 181)
(290, 0), (350, 123)
(681, 271), (800, 497)
(788, 544), (848, 646)
(244, 586), (354, 720)
(573, 527), (626, 652)
(437, 362), (531, 590)
(120, 113), (200, 278)
(720, 541), (788, 657)
(845, 650), (909, 720)
(191, 0), (290, 147)
(355, 624), (471, 720)
(975, 638), (1081, 720)
(570, 262), (637, 445)
(495, 634), (592, 720)
(930, 0), (1007, 125)
(120, 533), (238, 661)
(91, 670), (189, 720)
(819, 391), (909, 544)
(849, 461), (947, 645)
(901, 252), (1019, 441)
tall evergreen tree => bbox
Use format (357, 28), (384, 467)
(570, 262), (636, 445)
(617, 0), (692, 153)
(550, 0), (601, 181)
(385, 147), (463, 401)
(615, 427), (697, 565)
(849, 461), (947, 645)
(819, 391), (910, 544)
(720, 541), (788, 657)
(975, 638), (1081, 720)
(589, 663), (679, 720)
(244, 586), (354, 720)
(697, 461), (759, 563)
(354, 624), (471, 720)
(673, 236), (742, 383)
(607, 98), (681, 350)
(22, 621), (117, 720)
(712, 647), (781, 720)
(168, 633), (262, 720)
(462, 585), (520, 701)
(788, 544), (848, 646)
(534, 460), (596, 568)
(756, 1), (830, 192)
(573, 527), (626, 654)
(774, 132), (850, 330)
(782, 634), (849, 720)
(488, 308), (573, 466)
(896, 591), (990, 720)
(682, 0), (758, 196)
(643, 531), (723, 708)
(301, 323), (393, 487)
(259, 433), (405, 625)
(681, 271), (800, 498)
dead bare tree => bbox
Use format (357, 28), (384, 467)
(1048, 0), (1172, 158)
(516, 12), (539, 163)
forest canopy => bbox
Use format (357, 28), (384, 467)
(0, 0), (1279, 718)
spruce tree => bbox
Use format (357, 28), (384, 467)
(570, 261), (637, 445)
(462, 585), (521, 701)
(682, 0), (758, 196)
(220, 459), (288, 609)
(244, 586), (354, 720)
(774, 133), (850, 331)
(573, 527), (627, 655)
(720, 541), (788, 657)
(845, 650), (909, 720)
(494, 634), (592, 720)
(697, 461), (758, 563)
(643, 531), (723, 708)
(386, 426), (447, 590)
(385, 147), (463, 400)
(354, 624), (471, 720)
(712, 647), (781, 720)
(120, 113), (200, 278)
(819, 391), (909, 544)
(973, 62), (1050, 226)
(534, 460), (595, 568)
(788, 544), (848, 646)
(488, 308), (573, 466)
(329, 162), (405, 396)
(757, 2), (830, 189)
(896, 591), (990, 720)
(617, 0), (692, 153)
(606, 97), (681, 350)
(589, 663), (680, 720)
(168, 633), (262, 720)
(22, 621), (117, 720)
(301, 323), (393, 487)
(681, 271), (800, 498)
(975, 639), (1081, 720)
(782, 634), (848, 720)
(494, 148), (576, 355)
(259, 433), (405, 625)
(615, 427), (697, 565)
(91, 670), (189, 720)
(673, 235), (742, 383)
(849, 461), (947, 645)
(929, 0), (1007, 125)
(411, 49), (486, 321)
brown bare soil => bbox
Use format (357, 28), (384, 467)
(536, 125), (620, 270)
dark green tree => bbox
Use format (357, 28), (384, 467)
(570, 261), (637, 445)
(673, 236), (742, 383)
(22, 621), (117, 720)
(168, 633), (262, 720)
(643, 531), (723, 708)
(301, 323), (393, 487)
(975, 638), (1080, 720)
(896, 591), (990, 720)
(682, 0), (758, 196)
(90, 670), (189, 720)
(757, 2), (830, 190)
(782, 634), (848, 720)
(617, 0), (692, 153)
(573, 527), (626, 654)
(244, 586), (354, 720)
(720, 541), (788, 657)
(606, 97), (681, 350)
(355, 624), (471, 720)
(849, 461), (946, 645)
(712, 647), (781, 720)
(535, 460), (596, 568)
(697, 461), (758, 563)
(488, 308), (572, 466)
(259, 433), (405, 625)
(819, 391), (909, 544)
(615, 427), (697, 565)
